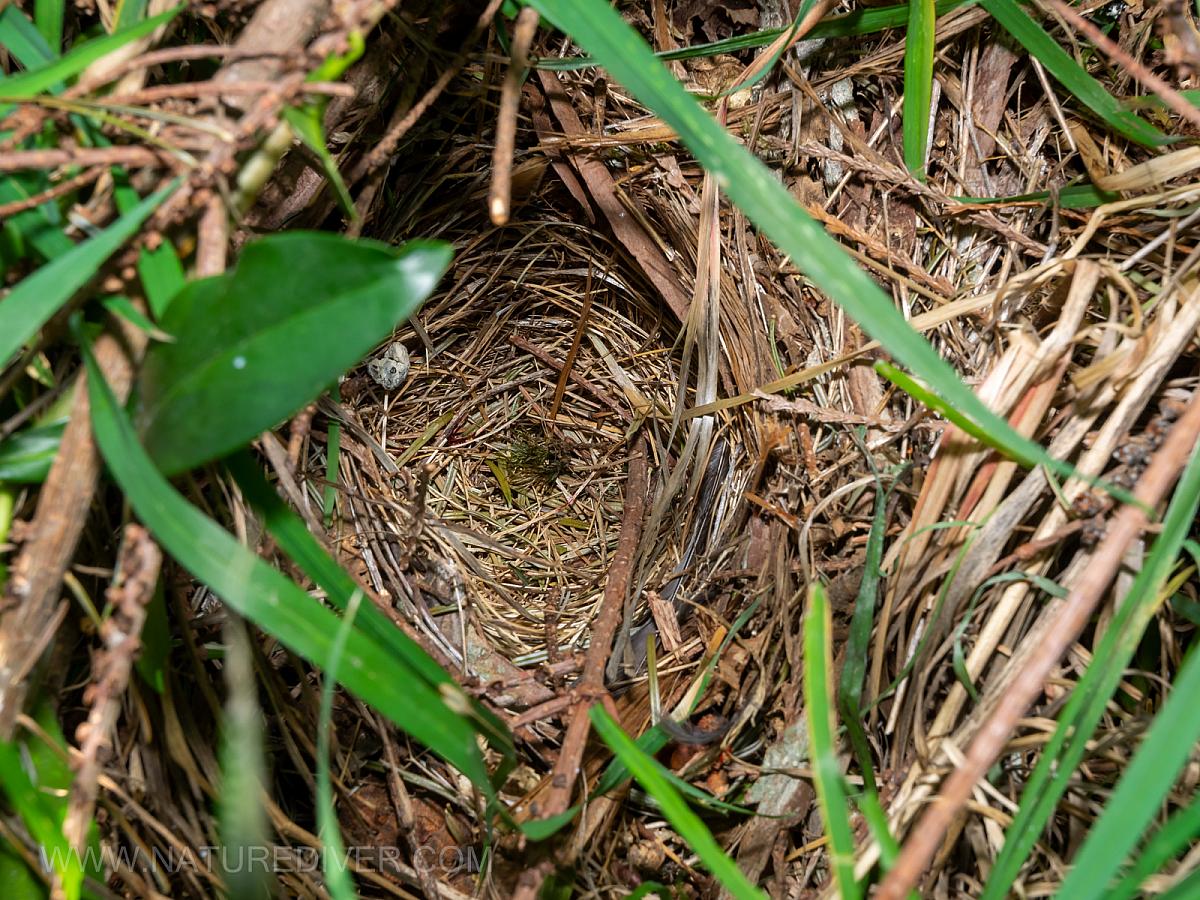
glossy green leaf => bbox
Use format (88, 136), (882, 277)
(82, 333), (494, 793)
(0, 180), (176, 371)
(980, 0), (1172, 147)
(590, 706), (766, 899)
(804, 583), (860, 900)
(136, 233), (451, 476)
(0, 419), (67, 483)
(1107, 800), (1200, 900)
(903, 0), (936, 176)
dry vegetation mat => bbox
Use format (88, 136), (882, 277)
(1, 0), (1200, 898)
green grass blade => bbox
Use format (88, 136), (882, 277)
(225, 451), (516, 762)
(1057, 638), (1200, 897)
(80, 333), (495, 794)
(1107, 800), (1200, 900)
(805, 583), (860, 899)
(979, 0), (1172, 147)
(838, 466), (900, 797)
(0, 6), (181, 107)
(903, 0), (936, 177)
(0, 6), (56, 67)
(114, 0), (150, 30)
(981, 440), (1200, 897)
(953, 182), (1118, 208)
(526, 0), (1088, 484)
(590, 706), (767, 899)
(316, 591), (361, 900)
(218, 619), (276, 899)
(33, 0), (62, 55)
(534, 0), (973, 70)
(0, 179), (177, 371)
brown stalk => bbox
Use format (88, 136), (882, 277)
(62, 526), (162, 861)
(538, 433), (650, 819)
(1042, 0), (1200, 132)
(489, 5), (540, 226)
(0, 313), (147, 740)
(878, 385), (1200, 899)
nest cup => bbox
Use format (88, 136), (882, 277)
(331, 228), (680, 671)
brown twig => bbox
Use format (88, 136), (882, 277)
(538, 434), (650, 819)
(62, 526), (162, 862)
(352, 0), (507, 184)
(507, 334), (629, 419)
(1042, 0), (1200, 132)
(0, 166), (106, 218)
(0, 146), (175, 173)
(878, 386), (1200, 899)
(549, 264), (596, 421)
(489, 5), (540, 225)
(0, 314), (147, 740)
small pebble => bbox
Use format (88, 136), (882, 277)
(367, 341), (411, 390)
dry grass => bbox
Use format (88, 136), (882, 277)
(5, 1), (1198, 897)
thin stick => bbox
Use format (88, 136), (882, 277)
(353, 0), (506, 183)
(878, 386), (1200, 899)
(539, 434), (650, 819)
(1042, 0), (1200, 131)
(0, 166), (105, 218)
(549, 263), (596, 420)
(489, 5), (540, 225)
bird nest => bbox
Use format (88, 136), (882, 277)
(324, 226), (681, 676)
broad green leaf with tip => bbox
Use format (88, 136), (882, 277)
(136, 233), (451, 476)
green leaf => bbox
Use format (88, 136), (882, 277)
(590, 706), (767, 899)
(0, 6), (182, 111)
(136, 233), (451, 476)
(0, 180), (177, 371)
(0, 419), (67, 483)
(0, 701), (99, 900)
(1107, 800), (1200, 900)
(1057, 638), (1200, 896)
(979, 0), (1173, 147)
(804, 583), (860, 900)
(114, 0), (150, 30)
(902, 0), (936, 177)
(114, 175), (186, 317)
(982, 439), (1200, 898)
(524, 0), (1092, 489)
(534, 0), (974, 70)
(33, 0), (63, 56)
(0, 172), (75, 267)
(316, 592), (361, 900)
(81, 331), (495, 794)
(0, 6), (56, 68)
(282, 106), (356, 218)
